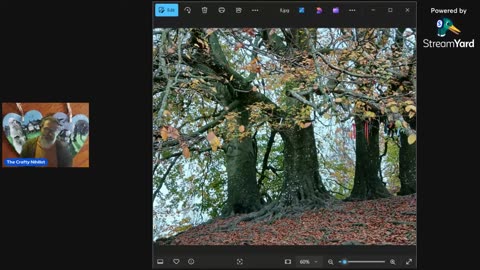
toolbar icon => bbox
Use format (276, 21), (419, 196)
(202, 7), (208, 14)
(154, 3), (179, 17)
(333, 7), (340, 14)
(299, 7), (305, 14)
(236, 7), (242, 14)
(316, 7), (323, 14)
(218, 7), (225, 13)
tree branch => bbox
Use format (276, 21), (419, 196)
(315, 51), (380, 79)
(153, 155), (180, 203)
(208, 32), (251, 88)
(258, 131), (277, 188)
(160, 147), (213, 161)
(156, 100), (240, 149)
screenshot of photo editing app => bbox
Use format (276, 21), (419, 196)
(153, 1), (416, 269)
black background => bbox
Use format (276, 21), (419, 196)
(0, 1), (477, 269)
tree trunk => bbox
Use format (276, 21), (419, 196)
(398, 122), (416, 195)
(280, 125), (330, 206)
(348, 117), (391, 200)
(222, 107), (261, 215)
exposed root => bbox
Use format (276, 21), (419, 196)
(216, 197), (337, 232)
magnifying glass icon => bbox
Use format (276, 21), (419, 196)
(328, 259), (334, 265)
(390, 259), (396, 265)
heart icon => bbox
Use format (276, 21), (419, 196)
(2, 110), (89, 156)
(173, 259), (180, 264)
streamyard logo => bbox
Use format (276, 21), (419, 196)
(437, 18), (460, 37)
(423, 18), (474, 48)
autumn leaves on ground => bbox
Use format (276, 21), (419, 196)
(157, 195), (416, 245)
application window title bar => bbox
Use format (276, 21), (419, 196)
(153, 1), (416, 28)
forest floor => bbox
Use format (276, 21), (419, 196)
(157, 194), (416, 245)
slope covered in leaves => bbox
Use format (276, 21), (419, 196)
(158, 195), (416, 245)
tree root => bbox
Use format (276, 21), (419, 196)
(216, 198), (336, 232)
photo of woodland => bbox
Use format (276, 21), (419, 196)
(153, 28), (416, 245)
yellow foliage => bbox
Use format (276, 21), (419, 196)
(207, 131), (221, 151)
(408, 134), (416, 145)
(364, 111), (376, 118)
(299, 122), (312, 128)
(405, 105), (416, 112)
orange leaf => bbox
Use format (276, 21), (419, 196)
(167, 126), (180, 139)
(300, 122), (312, 128)
(211, 137), (221, 151)
(160, 127), (168, 141)
(207, 131), (216, 142)
(234, 42), (244, 51)
(182, 147), (191, 159)
(207, 131), (221, 151)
